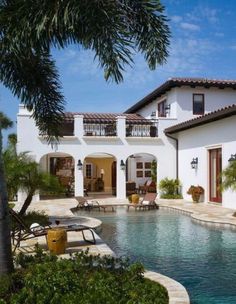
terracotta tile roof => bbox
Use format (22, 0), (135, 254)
(63, 112), (149, 123)
(125, 77), (236, 113)
(165, 104), (236, 134)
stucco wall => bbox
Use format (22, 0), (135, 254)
(176, 86), (236, 124)
(177, 116), (236, 209)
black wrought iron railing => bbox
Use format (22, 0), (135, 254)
(83, 123), (117, 136)
(126, 120), (158, 137)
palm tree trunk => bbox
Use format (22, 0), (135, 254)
(0, 125), (14, 274)
(19, 191), (34, 216)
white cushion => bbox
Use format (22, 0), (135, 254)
(142, 201), (150, 205)
(30, 223), (43, 231)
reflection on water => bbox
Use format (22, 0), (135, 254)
(76, 208), (236, 304)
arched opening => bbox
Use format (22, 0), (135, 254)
(39, 152), (75, 198)
(84, 153), (116, 197)
(125, 153), (157, 196)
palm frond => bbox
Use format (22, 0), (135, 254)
(0, 48), (64, 142)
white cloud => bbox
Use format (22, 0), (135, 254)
(186, 6), (219, 24)
(60, 49), (102, 78)
(180, 22), (200, 31)
(171, 15), (182, 23)
(200, 7), (219, 23)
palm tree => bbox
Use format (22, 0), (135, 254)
(0, 0), (170, 274)
(3, 147), (64, 212)
(17, 160), (64, 216)
(0, 113), (14, 273)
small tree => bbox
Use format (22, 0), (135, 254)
(221, 161), (236, 191)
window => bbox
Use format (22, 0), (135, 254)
(158, 100), (167, 117)
(136, 162), (152, 178)
(193, 94), (204, 115)
(85, 164), (93, 178)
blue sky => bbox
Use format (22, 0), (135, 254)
(1, 0), (236, 144)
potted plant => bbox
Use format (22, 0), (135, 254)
(187, 185), (204, 203)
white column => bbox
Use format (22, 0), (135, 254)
(74, 115), (84, 138)
(117, 116), (126, 139)
(74, 158), (84, 197)
(116, 159), (126, 199)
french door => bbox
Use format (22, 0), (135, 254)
(209, 148), (222, 203)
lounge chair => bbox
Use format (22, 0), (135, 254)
(127, 193), (158, 211)
(9, 209), (96, 252)
(74, 196), (100, 211)
(74, 197), (115, 212)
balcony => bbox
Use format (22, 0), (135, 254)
(126, 119), (158, 137)
(57, 113), (158, 139)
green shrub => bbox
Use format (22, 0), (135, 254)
(1, 250), (168, 304)
(21, 211), (50, 227)
(159, 178), (182, 199)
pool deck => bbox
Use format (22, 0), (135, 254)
(14, 196), (236, 304)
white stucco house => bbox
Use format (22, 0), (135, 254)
(17, 77), (236, 209)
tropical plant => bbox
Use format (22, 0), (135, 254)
(17, 161), (64, 215)
(159, 178), (182, 199)
(0, 0), (170, 274)
(221, 161), (236, 191)
(3, 138), (64, 213)
(187, 185), (204, 203)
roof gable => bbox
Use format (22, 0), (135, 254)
(125, 77), (236, 113)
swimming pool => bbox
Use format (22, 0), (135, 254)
(78, 208), (236, 304)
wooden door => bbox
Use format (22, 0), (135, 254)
(111, 161), (116, 196)
(209, 148), (222, 203)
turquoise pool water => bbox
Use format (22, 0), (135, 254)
(80, 208), (236, 304)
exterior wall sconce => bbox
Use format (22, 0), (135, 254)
(165, 104), (171, 116)
(191, 157), (198, 169)
(150, 111), (156, 118)
(120, 160), (126, 170)
(165, 104), (171, 112)
(228, 154), (236, 163)
(77, 159), (83, 170)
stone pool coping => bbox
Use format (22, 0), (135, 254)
(144, 271), (190, 304)
(158, 200), (236, 230)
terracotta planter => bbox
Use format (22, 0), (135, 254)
(192, 193), (200, 203)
